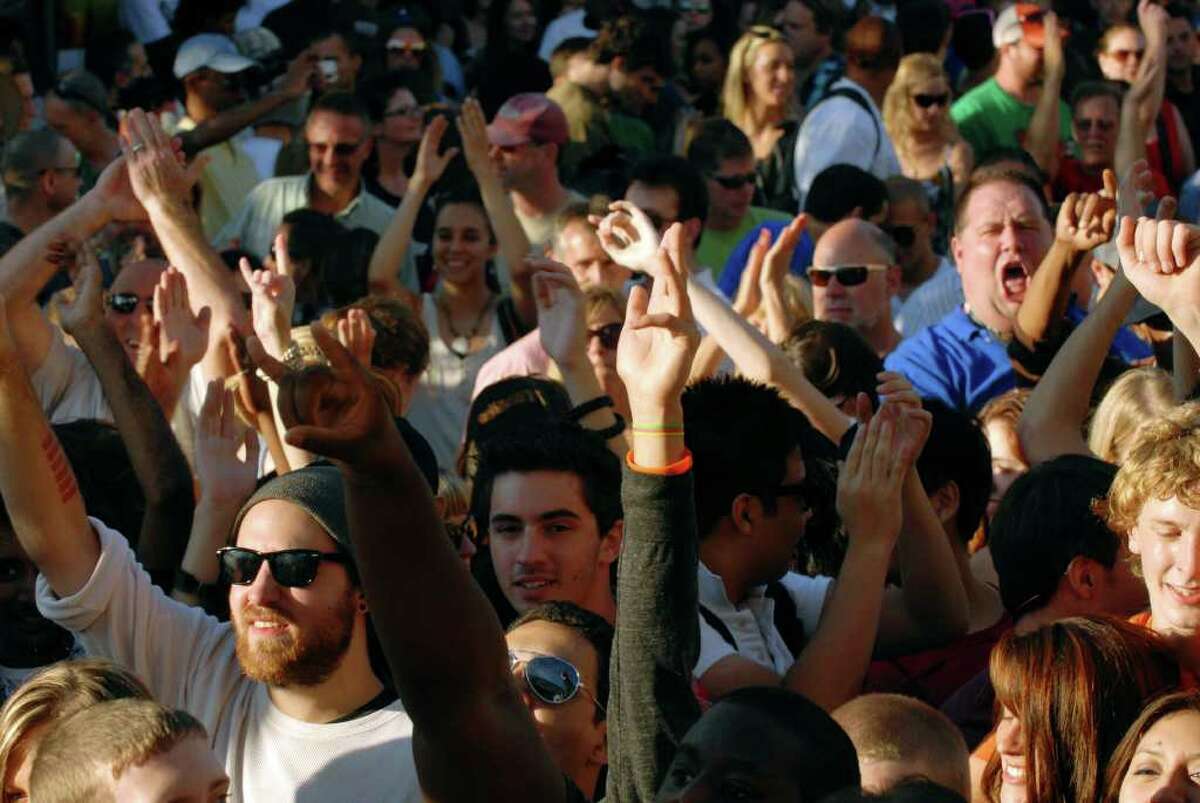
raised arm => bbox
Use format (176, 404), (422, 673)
(1014, 182), (1117, 349)
(367, 116), (458, 296)
(459, 98), (535, 329)
(1115, 214), (1200, 354)
(0, 298), (98, 596)
(1027, 11), (1065, 178)
(256, 322), (566, 803)
(57, 257), (197, 586)
(177, 51), (317, 157)
(121, 109), (250, 379)
(610, 223), (703, 800)
(534, 259), (628, 457)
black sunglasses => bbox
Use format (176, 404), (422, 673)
(709, 171), (757, 190)
(807, 264), (888, 288)
(913, 92), (949, 109)
(883, 224), (916, 248)
(510, 651), (606, 712)
(308, 141), (364, 158)
(218, 547), (351, 588)
(107, 292), (153, 315)
(587, 322), (622, 350)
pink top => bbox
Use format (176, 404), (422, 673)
(471, 329), (552, 400)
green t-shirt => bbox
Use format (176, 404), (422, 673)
(697, 207), (791, 281)
(950, 78), (1073, 160)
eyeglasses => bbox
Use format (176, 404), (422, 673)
(387, 40), (428, 54)
(107, 292), (154, 315)
(308, 140), (364, 158)
(510, 650), (606, 713)
(1105, 48), (1144, 62)
(217, 546), (351, 588)
(773, 482), (815, 514)
(912, 92), (949, 109)
(882, 224), (916, 248)
(587, 322), (622, 350)
(1074, 117), (1115, 133)
(807, 264), (889, 288)
(709, 171), (757, 190)
(384, 104), (423, 119)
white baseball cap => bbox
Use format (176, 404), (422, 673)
(173, 34), (256, 79)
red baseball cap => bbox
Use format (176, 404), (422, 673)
(487, 94), (569, 147)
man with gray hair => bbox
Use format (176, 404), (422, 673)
(809, 218), (902, 356)
(0, 128), (81, 255)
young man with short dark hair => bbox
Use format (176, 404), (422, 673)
(473, 422), (622, 623)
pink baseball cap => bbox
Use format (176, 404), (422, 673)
(487, 94), (569, 147)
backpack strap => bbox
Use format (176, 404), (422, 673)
(818, 86), (882, 163)
(766, 580), (808, 658)
(699, 604), (738, 651)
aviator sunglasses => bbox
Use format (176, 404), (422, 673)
(510, 650), (606, 712)
(218, 547), (351, 588)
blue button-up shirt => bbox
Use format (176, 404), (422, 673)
(884, 307), (1013, 414)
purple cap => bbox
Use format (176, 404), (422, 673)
(487, 93), (569, 147)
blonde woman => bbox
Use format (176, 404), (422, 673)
(883, 53), (973, 253)
(436, 471), (477, 569)
(1, 659), (150, 802)
(721, 26), (799, 212)
(1088, 367), (1175, 464)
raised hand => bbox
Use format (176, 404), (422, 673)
(248, 322), (397, 470)
(194, 379), (260, 507)
(836, 403), (905, 547)
(533, 259), (588, 372)
(1139, 0), (1168, 46)
(57, 244), (105, 337)
(280, 48), (319, 100)
(761, 214), (807, 290)
(120, 108), (205, 214)
(1042, 11), (1065, 79)
(595, 201), (662, 274)
(239, 234), (296, 359)
(1115, 213), (1200, 316)
(732, 227), (770, 318)
(411, 114), (460, 192)
(617, 223), (701, 418)
(336, 307), (376, 367)
(154, 267), (211, 370)
(456, 97), (493, 179)
(1056, 184), (1117, 253)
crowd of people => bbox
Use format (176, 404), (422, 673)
(4, 0), (1200, 800)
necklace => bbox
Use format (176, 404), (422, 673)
(438, 291), (496, 359)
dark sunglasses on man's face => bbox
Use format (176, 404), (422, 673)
(217, 546), (351, 588)
(107, 292), (154, 315)
(510, 651), (606, 712)
(913, 92), (949, 109)
(588, 322), (622, 350)
(807, 264), (888, 288)
(308, 141), (363, 158)
(1075, 117), (1115, 134)
(709, 171), (757, 190)
(883, 224), (916, 248)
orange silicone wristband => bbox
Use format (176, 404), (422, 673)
(626, 449), (693, 476)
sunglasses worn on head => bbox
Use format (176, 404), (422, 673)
(588, 322), (622, 350)
(107, 292), (153, 315)
(218, 546), (351, 588)
(807, 264), (889, 288)
(510, 651), (605, 712)
(709, 171), (757, 190)
(913, 92), (949, 109)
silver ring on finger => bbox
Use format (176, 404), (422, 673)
(130, 142), (146, 154)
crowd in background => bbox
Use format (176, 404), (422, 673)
(4, 0), (1200, 801)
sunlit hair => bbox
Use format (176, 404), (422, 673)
(0, 660), (151, 782)
(437, 470), (471, 521)
(1088, 367), (1174, 464)
(721, 26), (794, 129)
(978, 387), (1031, 432)
(882, 53), (957, 167)
(1098, 23), (1143, 56)
(1101, 690), (1200, 802)
(748, 274), (812, 340)
(30, 699), (208, 803)
(584, 286), (625, 323)
(983, 616), (1178, 803)
(1097, 402), (1200, 537)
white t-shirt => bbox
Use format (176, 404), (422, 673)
(31, 327), (112, 425)
(694, 563), (833, 678)
(37, 521), (420, 803)
(792, 78), (901, 212)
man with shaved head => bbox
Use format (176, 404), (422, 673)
(810, 219), (901, 356)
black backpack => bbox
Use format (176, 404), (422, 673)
(698, 580), (808, 660)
